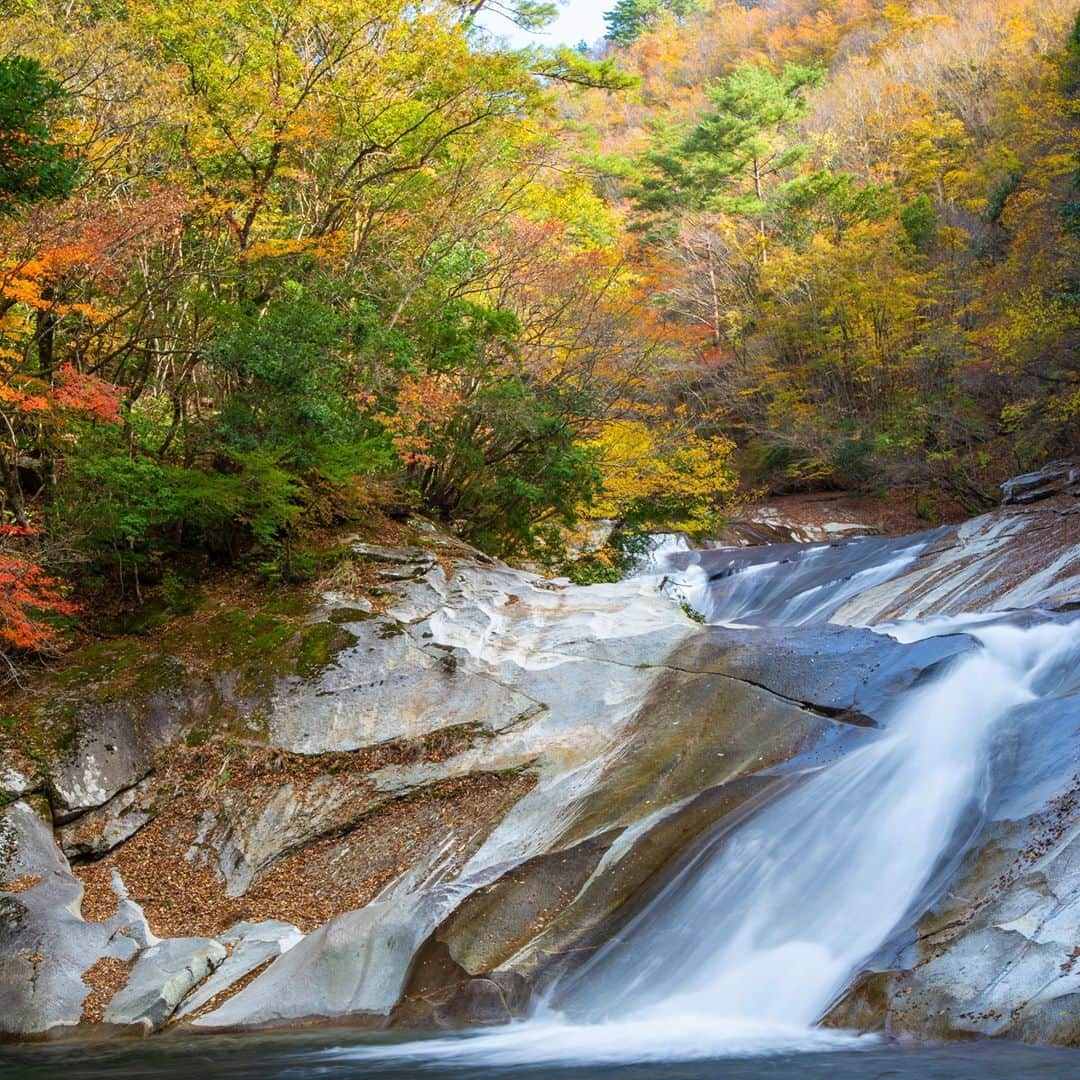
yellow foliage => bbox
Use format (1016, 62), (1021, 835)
(585, 419), (738, 534)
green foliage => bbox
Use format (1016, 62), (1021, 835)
(604, 0), (702, 47)
(0, 55), (76, 212)
(531, 47), (637, 91)
(564, 553), (624, 585)
(442, 386), (603, 558)
(207, 283), (371, 469)
(900, 195), (938, 249)
(632, 62), (825, 221)
(470, 1), (558, 32)
(679, 598), (706, 623)
(54, 424), (304, 567)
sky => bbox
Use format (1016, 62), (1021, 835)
(477, 2), (610, 49)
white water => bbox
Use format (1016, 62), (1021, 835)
(334, 544), (1079, 1068)
(554, 622), (1074, 1026)
(662, 537), (928, 628)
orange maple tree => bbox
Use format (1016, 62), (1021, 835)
(0, 524), (78, 655)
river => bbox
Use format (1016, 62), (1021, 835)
(2, 1029), (1078, 1079)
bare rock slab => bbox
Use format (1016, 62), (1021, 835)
(104, 937), (226, 1033)
(0, 800), (152, 1038)
(174, 920), (302, 1020)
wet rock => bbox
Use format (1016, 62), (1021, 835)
(403, 775), (787, 1016)
(0, 799), (152, 1038)
(833, 500), (1080, 623)
(433, 973), (531, 1027)
(104, 937), (227, 1033)
(1000, 460), (1080, 505)
(671, 624), (971, 726)
(824, 655), (1080, 1046)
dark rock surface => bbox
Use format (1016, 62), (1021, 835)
(1000, 460), (1080, 505)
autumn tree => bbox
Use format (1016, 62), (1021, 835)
(605, 0), (703, 47)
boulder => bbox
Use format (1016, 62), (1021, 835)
(57, 776), (157, 859)
(44, 655), (203, 821)
(1000, 460), (1080, 505)
(174, 919), (303, 1020)
(193, 897), (435, 1028)
(104, 937), (227, 1033)
(0, 747), (38, 801)
(0, 799), (152, 1038)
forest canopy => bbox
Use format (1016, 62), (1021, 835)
(0, 0), (1077, 659)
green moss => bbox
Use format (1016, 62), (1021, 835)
(7, 699), (79, 765)
(99, 599), (173, 636)
(53, 719), (78, 754)
(0, 581), (370, 768)
(262, 590), (312, 618)
(328, 607), (376, 624)
(48, 639), (148, 695)
(296, 622), (358, 679)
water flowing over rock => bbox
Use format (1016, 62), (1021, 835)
(0, 474), (1078, 1053)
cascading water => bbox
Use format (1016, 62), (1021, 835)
(657, 533), (936, 627)
(552, 622), (1075, 1028)
(336, 536), (1079, 1069)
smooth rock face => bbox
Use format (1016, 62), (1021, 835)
(670, 624), (971, 726)
(267, 607), (543, 755)
(193, 564), (701, 1030)
(195, 898), (435, 1028)
(0, 799), (152, 1037)
(175, 920), (302, 1020)
(46, 661), (202, 820)
(104, 937), (227, 1033)
(194, 549), (980, 1033)
(833, 497), (1079, 623)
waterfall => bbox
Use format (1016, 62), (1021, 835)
(335, 539), (1079, 1068)
(552, 622), (1074, 1029)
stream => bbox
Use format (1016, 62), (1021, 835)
(3, 533), (1077, 1076)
